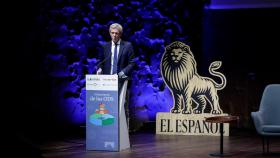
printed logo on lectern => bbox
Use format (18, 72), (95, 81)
(89, 103), (115, 126)
(160, 41), (227, 114)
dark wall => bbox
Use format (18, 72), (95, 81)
(202, 8), (280, 128)
(4, 1), (45, 157)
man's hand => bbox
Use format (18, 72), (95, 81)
(118, 71), (128, 79)
(96, 68), (102, 75)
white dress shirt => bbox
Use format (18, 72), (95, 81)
(110, 40), (120, 74)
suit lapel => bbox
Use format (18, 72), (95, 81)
(118, 41), (125, 62)
(106, 42), (112, 56)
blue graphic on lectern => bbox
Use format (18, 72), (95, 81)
(89, 103), (115, 126)
(86, 90), (119, 151)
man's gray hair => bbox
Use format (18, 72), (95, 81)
(109, 23), (123, 34)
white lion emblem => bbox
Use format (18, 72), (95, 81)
(161, 41), (227, 114)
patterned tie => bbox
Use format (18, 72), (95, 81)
(112, 42), (118, 74)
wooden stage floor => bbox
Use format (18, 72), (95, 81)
(40, 128), (280, 158)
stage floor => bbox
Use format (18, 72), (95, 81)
(41, 128), (280, 158)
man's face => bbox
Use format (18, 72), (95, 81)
(110, 28), (121, 43)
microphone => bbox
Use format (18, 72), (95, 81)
(95, 52), (112, 73)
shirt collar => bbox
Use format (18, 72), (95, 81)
(112, 39), (121, 46)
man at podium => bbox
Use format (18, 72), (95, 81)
(97, 23), (135, 89)
(96, 23), (135, 128)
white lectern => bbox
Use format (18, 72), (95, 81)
(86, 74), (130, 151)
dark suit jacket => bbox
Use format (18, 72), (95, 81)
(99, 40), (135, 77)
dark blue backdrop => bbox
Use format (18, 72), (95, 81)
(39, 0), (207, 128)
